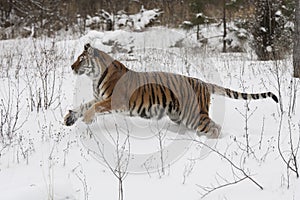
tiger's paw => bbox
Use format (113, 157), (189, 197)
(83, 108), (95, 124)
(206, 124), (221, 139)
(64, 110), (78, 126)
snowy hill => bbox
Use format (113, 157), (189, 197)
(0, 27), (299, 200)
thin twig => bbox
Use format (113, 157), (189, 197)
(175, 137), (264, 192)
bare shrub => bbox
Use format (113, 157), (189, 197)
(87, 124), (130, 200)
(24, 38), (66, 112)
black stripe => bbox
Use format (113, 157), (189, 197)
(97, 67), (108, 88)
(165, 74), (171, 88)
(261, 93), (267, 98)
(160, 85), (167, 108)
(186, 86), (198, 126)
(241, 93), (248, 100)
(190, 111), (201, 129)
(127, 71), (135, 94)
(137, 91), (144, 114)
(171, 78), (180, 107)
(179, 77), (187, 101)
(188, 111), (198, 129)
(148, 85), (153, 112)
(168, 75), (178, 98)
(112, 61), (119, 69)
(194, 81), (199, 94)
(185, 101), (197, 128)
(101, 84), (111, 97)
(211, 85), (215, 94)
(199, 119), (210, 132)
(187, 78), (193, 88)
(168, 102), (173, 113)
(233, 91), (239, 99)
(251, 94), (258, 99)
(200, 110), (208, 115)
(143, 75), (152, 113)
(267, 92), (272, 97)
(150, 84), (156, 105)
(271, 93), (279, 103)
(106, 91), (113, 98)
(156, 85), (161, 105)
(170, 90), (177, 104)
(225, 88), (232, 98)
(200, 85), (206, 109)
(155, 72), (164, 85)
(192, 78), (197, 90)
(140, 108), (148, 118)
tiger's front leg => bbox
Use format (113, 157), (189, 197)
(82, 98), (112, 124)
(64, 99), (98, 126)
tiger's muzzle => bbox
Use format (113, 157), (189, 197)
(71, 61), (80, 74)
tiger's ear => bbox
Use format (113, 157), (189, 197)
(84, 43), (91, 51)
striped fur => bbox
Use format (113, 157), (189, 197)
(64, 44), (278, 138)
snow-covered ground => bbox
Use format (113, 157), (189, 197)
(0, 27), (299, 200)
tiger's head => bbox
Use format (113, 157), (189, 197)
(71, 43), (114, 78)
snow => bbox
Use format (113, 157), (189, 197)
(275, 10), (282, 17)
(0, 27), (300, 200)
(196, 13), (203, 18)
(266, 45), (273, 52)
(182, 21), (193, 25)
(260, 27), (267, 33)
(129, 7), (162, 31)
(86, 16), (102, 27)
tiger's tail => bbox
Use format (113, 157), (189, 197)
(207, 83), (278, 103)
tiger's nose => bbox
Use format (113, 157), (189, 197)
(71, 65), (74, 70)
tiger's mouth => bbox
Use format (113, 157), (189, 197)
(73, 68), (85, 75)
(71, 63), (80, 74)
(71, 65), (83, 75)
(72, 67), (79, 75)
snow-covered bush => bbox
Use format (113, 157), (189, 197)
(179, 22), (249, 53)
(98, 6), (163, 31)
(129, 6), (163, 31)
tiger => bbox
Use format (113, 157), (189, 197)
(64, 43), (278, 138)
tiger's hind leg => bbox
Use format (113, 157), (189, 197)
(196, 114), (221, 139)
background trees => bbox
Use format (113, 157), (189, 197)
(252, 0), (294, 60)
(294, 0), (300, 78)
(0, 0), (297, 62)
(0, 0), (254, 38)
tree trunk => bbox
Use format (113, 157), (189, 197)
(294, 0), (300, 78)
(196, 24), (199, 40)
(222, 0), (227, 53)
